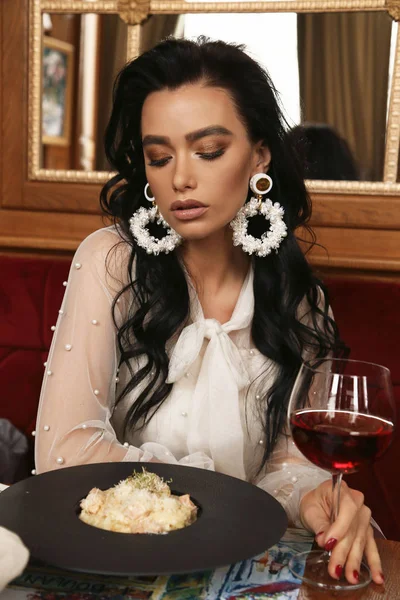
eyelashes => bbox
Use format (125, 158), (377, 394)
(148, 157), (170, 167)
(198, 148), (225, 160)
(148, 148), (225, 168)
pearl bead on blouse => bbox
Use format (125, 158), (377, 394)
(181, 411), (187, 417)
(74, 263), (82, 270)
(93, 389), (99, 396)
(56, 457), (64, 464)
(249, 350), (255, 356)
(47, 370), (53, 376)
(82, 424), (87, 429)
(43, 425), (50, 431)
(65, 344), (72, 351)
(63, 281), (68, 286)
(31, 431), (36, 437)
(31, 469), (36, 475)
(51, 326), (56, 331)
(59, 310), (64, 315)
(124, 442), (129, 448)
(91, 320), (98, 325)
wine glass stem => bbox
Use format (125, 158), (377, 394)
(330, 471), (343, 524)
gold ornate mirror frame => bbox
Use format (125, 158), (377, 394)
(30, 0), (400, 195)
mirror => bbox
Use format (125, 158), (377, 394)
(41, 13), (128, 171)
(29, 0), (400, 191)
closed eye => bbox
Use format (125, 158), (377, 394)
(198, 149), (225, 160)
(148, 157), (171, 167)
(148, 148), (225, 167)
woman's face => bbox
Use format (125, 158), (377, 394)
(141, 82), (270, 241)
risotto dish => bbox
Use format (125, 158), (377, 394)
(79, 469), (198, 534)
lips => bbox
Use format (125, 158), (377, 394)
(170, 199), (206, 211)
(170, 199), (209, 221)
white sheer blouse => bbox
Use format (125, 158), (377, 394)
(34, 226), (330, 527)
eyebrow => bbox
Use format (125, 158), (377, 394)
(142, 125), (233, 147)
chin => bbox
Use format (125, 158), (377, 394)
(175, 223), (227, 242)
(167, 219), (211, 240)
(169, 215), (233, 242)
(177, 229), (213, 242)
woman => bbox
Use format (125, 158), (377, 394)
(34, 37), (383, 585)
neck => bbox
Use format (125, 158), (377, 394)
(179, 227), (250, 293)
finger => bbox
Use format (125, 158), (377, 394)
(326, 517), (358, 580)
(364, 526), (384, 585)
(323, 488), (364, 549)
(299, 487), (331, 547)
(343, 505), (371, 584)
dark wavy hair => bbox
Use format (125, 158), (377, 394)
(100, 36), (346, 472)
(287, 123), (360, 181)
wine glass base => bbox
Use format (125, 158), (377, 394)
(288, 550), (371, 591)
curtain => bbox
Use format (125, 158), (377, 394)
(95, 16), (128, 170)
(297, 12), (392, 180)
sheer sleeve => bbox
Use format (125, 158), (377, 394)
(256, 434), (330, 528)
(255, 288), (333, 527)
(34, 228), (153, 473)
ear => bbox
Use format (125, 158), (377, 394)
(251, 141), (271, 176)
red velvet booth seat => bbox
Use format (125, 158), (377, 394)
(325, 278), (400, 541)
(0, 254), (399, 538)
(0, 256), (70, 437)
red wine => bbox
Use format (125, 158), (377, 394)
(290, 410), (394, 473)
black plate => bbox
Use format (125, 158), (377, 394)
(0, 462), (287, 576)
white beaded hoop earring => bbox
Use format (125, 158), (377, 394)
(129, 183), (182, 255)
(230, 173), (287, 257)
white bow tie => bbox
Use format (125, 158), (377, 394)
(166, 268), (254, 479)
(167, 318), (250, 390)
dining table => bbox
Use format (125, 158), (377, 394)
(298, 538), (399, 599)
(1, 532), (399, 599)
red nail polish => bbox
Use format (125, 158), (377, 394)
(324, 538), (337, 552)
(316, 531), (324, 537)
(353, 570), (359, 581)
(335, 564), (343, 579)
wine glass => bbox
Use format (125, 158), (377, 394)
(287, 358), (395, 591)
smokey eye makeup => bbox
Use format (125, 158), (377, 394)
(146, 145), (227, 167)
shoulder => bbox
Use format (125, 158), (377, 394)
(73, 225), (133, 290)
(75, 225), (127, 257)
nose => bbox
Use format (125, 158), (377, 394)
(172, 153), (197, 193)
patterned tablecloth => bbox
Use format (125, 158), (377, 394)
(0, 528), (313, 600)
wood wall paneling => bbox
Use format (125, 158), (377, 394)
(310, 194), (400, 230)
(307, 226), (400, 271)
(1, 0), (26, 211)
(0, 209), (106, 251)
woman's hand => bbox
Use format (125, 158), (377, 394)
(299, 480), (384, 585)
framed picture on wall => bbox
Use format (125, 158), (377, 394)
(42, 36), (74, 146)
